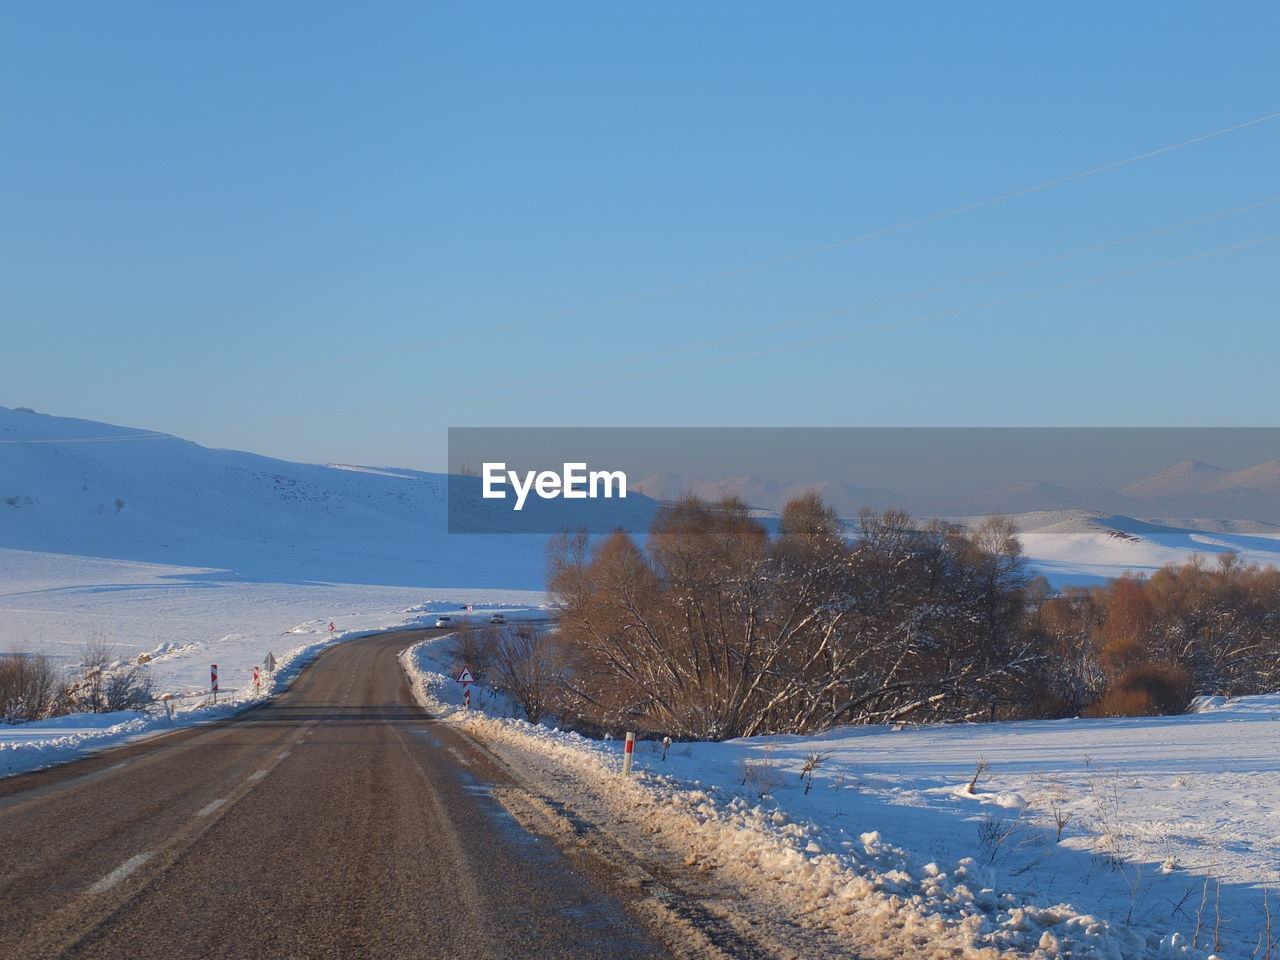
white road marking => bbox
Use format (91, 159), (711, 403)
(195, 798), (227, 817)
(248, 770), (269, 781)
(87, 852), (153, 895)
(277, 750), (291, 760)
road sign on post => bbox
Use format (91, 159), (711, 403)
(264, 652), (276, 673)
(456, 667), (475, 710)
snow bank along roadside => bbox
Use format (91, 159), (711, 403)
(402, 634), (1238, 960)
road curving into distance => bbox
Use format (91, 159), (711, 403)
(0, 629), (675, 960)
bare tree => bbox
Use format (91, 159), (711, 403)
(446, 624), (499, 680)
(66, 641), (112, 713)
(65, 641), (153, 713)
(0, 649), (59, 722)
(491, 625), (562, 723)
(102, 665), (154, 712)
(550, 499), (1045, 739)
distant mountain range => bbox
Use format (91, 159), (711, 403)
(629, 457), (1280, 521)
(1121, 459), (1280, 498)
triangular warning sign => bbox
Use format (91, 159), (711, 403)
(456, 667), (476, 684)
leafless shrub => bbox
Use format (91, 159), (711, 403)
(966, 757), (990, 794)
(0, 649), (60, 721)
(63, 641), (112, 713)
(739, 758), (782, 799)
(103, 666), (154, 711)
(1084, 663), (1195, 718)
(549, 503), (1041, 741)
(1254, 885), (1276, 960)
(1165, 883), (1197, 923)
(738, 741), (783, 798)
(1215, 878), (1225, 954)
(799, 750), (833, 794)
(1194, 877), (1211, 951)
(490, 625), (562, 723)
(976, 808), (1026, 865)
(64, 641), (153, 713)
(1046, 795), (1073, 841)
(1120, 861), (1150, 923)
(447, 625), (499, 680)
(1087, 771), (1129, 866)
(1028, 771), (1068, 814)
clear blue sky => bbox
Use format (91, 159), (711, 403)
(2, 1), (1276, 470)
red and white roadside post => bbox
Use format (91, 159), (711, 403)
(211, 664), (218, 703)
(622, 731), (636, 777)
(254, 665), (261, 695)
(456, 666), (475, 710)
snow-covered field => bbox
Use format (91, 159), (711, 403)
(405, 634), (1279, 960)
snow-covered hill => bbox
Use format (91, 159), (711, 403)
(1001, 511), (1280, 585)
(1, 406), (658, 588)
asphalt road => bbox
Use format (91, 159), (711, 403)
(0, 630), (675, 960)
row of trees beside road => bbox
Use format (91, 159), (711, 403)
(1038, 553), (1280, 718)
(545, 495), (1043, 739)
(456, 495), (1280, 739)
